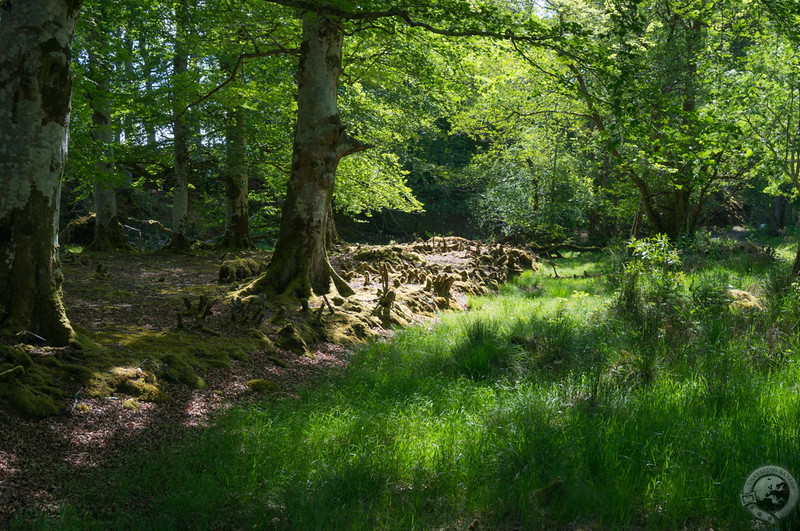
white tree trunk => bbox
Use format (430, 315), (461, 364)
(0, 0), (81, 345)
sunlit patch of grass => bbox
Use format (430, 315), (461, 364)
(15, 251), (800, 529)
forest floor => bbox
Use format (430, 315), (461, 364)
(0, 237), (536, 526)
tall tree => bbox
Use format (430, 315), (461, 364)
(539, 0), (749, 239)
(244, 0), (550, 300)
(0, 0), (81, 345)
(219, 102), (255, 249)
(84, 5), (130, 251)
(245, 10), (365, 298)
(169, 0), (193, 250)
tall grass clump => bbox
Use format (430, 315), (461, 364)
(451, 318), (516, 378)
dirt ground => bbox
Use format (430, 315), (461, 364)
(0, 237), (537, 525)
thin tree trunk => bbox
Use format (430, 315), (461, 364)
(169, 0), (191, 250)
(245, 12), (365, 299)
(87, 51), (128, 251)
(219, 106), (253, 249)
(0, 0), (81, 346)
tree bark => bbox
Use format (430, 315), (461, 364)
(245, 12), (365, 299)
(219, 106), (254, 249)
(169, 0), (191, 250)
(87, 50), (129, 251)
(0, 0), (81, 346)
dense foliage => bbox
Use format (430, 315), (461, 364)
(47, 0), (798, 248)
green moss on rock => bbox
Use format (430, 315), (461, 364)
(276, 324), (308, 356)
(109, 367), (167, 402)
(0, 345), (33, 368)
(1, 383), (61, 418)
(246, 379), (280, 393)
(0, 365), (25, 382)
(218, 258), (269, 283)
(163, 354), (206, 389)
(246, 328), (278, 354)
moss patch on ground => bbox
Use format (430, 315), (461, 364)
(2, 239), (539, 417)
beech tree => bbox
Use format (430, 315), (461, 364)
(83, 4), (130, 251)
(244, 0), (551, 300)
(169, 0), (193, 250)
(534, 0), (752, 239)
(0, 0), (82, 345)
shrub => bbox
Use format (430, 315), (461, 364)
(617, 235), (685, 316)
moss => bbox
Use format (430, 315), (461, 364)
(0, 345), (33, 368)
(275, 324), (309, 356)
(74, 403), (91, 413)
(227, 346), (250, 362)
(218, 258), (269, 283)
(122, 398), (141, 411)
(352, 246), (424, 264)
(246, 379), (280, 393)
(246, 328), (278, 353)
(191, 346), (233, 370)
(162, 354), (206, 389)
(91, 328), (261, 374)
(109, 367), (167, 402)
(0, 365), (25, 382)
(1, 382), (61, 418)
(60, 214), (95, 246)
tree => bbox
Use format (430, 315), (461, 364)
(244, 0), (552, 300)
(83, 4), (130, 251)
(244, 10), (366, 298)
(219, 103), (255, 249)
(168, 0), (193, 250)
(735, 21), (800, 272)
(538, 0), (750, 239)
(0, 0), (82, 346)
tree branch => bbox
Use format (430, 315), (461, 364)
(175, 47), (299, 120)
(264, 0), (557, 43)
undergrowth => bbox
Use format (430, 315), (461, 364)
(13, 235), (800, 529)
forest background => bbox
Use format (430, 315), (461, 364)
(4, 0), (800, 528)
(22, 0), (800, 259)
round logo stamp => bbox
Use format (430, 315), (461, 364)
(740, 465), (799, 524)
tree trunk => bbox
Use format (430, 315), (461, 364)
(245, 12), (365, 299)
(0, 0), (81, 346)
(87, 51), (128, 251)
(219, 106), (254, 249)
(325, 209), (340, 251)
(169, 0), (191, 250)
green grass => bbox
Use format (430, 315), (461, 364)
(13, 245), (800, 530)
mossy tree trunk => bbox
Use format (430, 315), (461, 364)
(0, 0), (81, 346)
(219, 105), (254, 250)
(245, 12), (364, 299)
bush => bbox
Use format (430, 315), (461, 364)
(617, 235), (685, 315)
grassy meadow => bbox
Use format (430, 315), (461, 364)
(13, 233), (800, 529)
